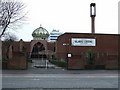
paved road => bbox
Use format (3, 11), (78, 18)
(2, 59), (119, 89)
(2, 73), (118, 88)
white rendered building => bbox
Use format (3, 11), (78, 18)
(48, 30), (63, 42)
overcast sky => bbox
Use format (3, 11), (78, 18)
(13, 0), (119, 41)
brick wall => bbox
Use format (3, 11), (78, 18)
(56, 33), (119, 69)
(7, 52), (27, 69)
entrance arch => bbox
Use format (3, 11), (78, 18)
(31, 42), (47, 58)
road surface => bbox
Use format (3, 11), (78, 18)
(2, 73), (118, 88)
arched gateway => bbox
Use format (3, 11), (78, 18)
(28, 25), (50, 67)
(30, 25), (49, 59)
(31, 42), (47, 58)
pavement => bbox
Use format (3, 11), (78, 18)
(2, 68), (119, 74)
(2, 59), (119, 74)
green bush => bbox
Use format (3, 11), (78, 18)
(2, 57), (8, 62)
(28, 59), (33, 63)
(50, 60), (67, 68)
(86, 49), (95, 64)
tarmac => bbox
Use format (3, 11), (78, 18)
(2, 59), (119, 89)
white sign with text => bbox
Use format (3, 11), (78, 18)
(71, 38), (96, 46)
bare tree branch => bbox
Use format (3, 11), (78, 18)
(2, 32), (18, 41)
(0, 0), (27, 38)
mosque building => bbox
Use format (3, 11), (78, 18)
(2, 24), (119, 70)
(2, 25), (56, 69)
(2, 3), (119, 70)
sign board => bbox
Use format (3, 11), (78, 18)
(71, 38), (96, 46)
(68, 53), (72, 58)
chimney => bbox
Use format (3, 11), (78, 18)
(90, 3), (96, 33)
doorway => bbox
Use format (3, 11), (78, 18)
(31, 42), (46, 59)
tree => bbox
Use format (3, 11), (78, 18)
(2, 32), (18, 41)
(0, 0), (26, 38)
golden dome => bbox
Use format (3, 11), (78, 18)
(32, 25), (49, 40)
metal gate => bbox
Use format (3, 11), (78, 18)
(32, 58), (48, 68)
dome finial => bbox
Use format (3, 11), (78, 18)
(40, 24), (42, 27)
